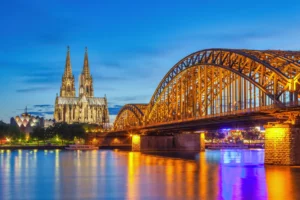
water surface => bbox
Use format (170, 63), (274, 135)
(0, 149), (300, 200)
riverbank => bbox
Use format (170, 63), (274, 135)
(0, 145), (66, 150)
(0, 145), (132, 150)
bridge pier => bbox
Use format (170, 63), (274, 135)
(132, 133), (205, 152)
(264, 123), (300, 165)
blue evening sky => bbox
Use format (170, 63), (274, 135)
(0, 0), (299, 123)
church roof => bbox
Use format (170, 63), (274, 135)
(57, 97), (106, 106)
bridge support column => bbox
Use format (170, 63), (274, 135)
(200, 132), (205, 151)
(131, 133), (205, 152)
(264, 123), (300, 165)
(132, 135), (141, 151)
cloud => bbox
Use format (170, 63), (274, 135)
(108, 105), (123, 115)
(22, 70), (62, 84)
(16, 87), (56, 93)
(28, 111), (54, 117)
(16, 104), (55, 118)
(33, 104), (54, 108)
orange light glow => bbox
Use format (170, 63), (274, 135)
(132, 135), (141, 151)
(132, 135), (140, 144)
(200, 132), (205, 139)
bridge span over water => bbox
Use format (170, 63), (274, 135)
(111, 48), (300, 165)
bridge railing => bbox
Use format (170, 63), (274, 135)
(144, 104), (275, 127)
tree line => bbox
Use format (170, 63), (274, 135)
(0, 121), (25, 143)
(0, 121), (92, 145)
(31, 122), (86, 145)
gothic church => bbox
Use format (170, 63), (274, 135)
(54, 47), (109, 125)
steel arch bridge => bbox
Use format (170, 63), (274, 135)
(113, 104), (148, 130)
(113, 48), (300, 131)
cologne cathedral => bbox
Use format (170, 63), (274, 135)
(54, 47), (109, 125)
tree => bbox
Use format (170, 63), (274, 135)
(7, 125), (25, 141)
(31, 127), (45, 145)
(69, 124), (86, 140)
(0, 121), (25, 144)
(53, 123), (72, 144)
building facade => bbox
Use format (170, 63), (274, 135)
(54, 47), (109, 125)
(10, 107), (44, 136)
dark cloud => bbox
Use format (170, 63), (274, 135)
(28, 111), (54, 117)
(23, 77), (60, 84)
(15, 104), (55, 118)
(22, 69), (62, 84)
(108, 105), (123, 115)
(0, 60), (62, 85)
(16, 87), (56, 93)
(16, 108), (33, 111)
(34, 104), (54, 108)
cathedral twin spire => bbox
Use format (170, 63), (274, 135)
(60, 46), (93, 98)
(79, 47), (94, 97)
(63, 46), (73, 78)
(83, 47), (90, 76)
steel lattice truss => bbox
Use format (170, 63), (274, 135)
(114, 49), (300, 129)
(114, 104), (148, 130)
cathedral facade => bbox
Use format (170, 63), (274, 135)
(54, 47), (109, 125)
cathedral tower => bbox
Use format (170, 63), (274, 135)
(79, 47), (94, 97)
(54, 47), (109, 125)
(60, 46), (76, 97)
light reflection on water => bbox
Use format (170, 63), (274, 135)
(0, 149), (300, 200)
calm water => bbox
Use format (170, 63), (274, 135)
(1, 149), (300, 200)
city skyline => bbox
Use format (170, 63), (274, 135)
(1, 0), (300, 123)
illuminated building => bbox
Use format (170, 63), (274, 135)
(10, 107), (44, 136)
(54, 47), (110, 125)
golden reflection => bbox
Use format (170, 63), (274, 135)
(90, 150), (99, 197)
(199, 152), (206, 198)
(175, 159), (183, 197)
(186, 162), (196, 198)
(127, 152), (140, 199)
(266, 166), (294, 200)
(166, 159), (174, 198)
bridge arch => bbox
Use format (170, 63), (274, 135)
(144, 49), (300, 125)
(113, 104), (148, 130)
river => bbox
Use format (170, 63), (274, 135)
(0, 149), (299, 200)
